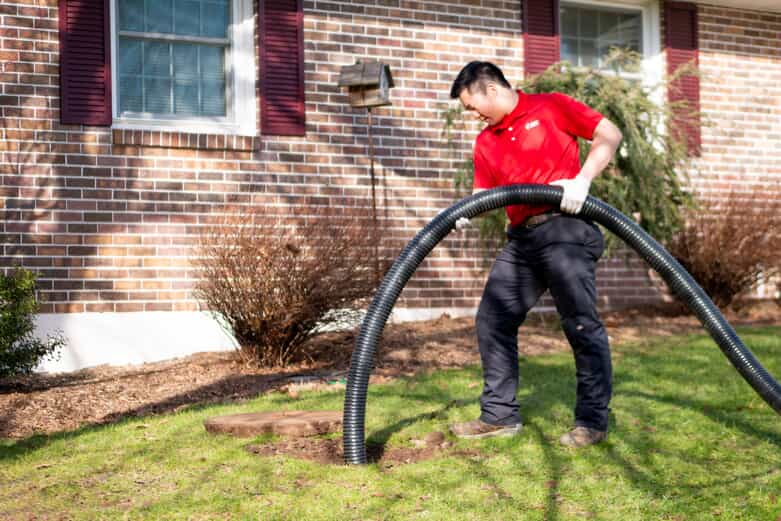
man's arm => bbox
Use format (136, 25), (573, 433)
(578, 118), (622, 183)
(551, 118), (622, 214)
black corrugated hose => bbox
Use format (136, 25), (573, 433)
(342, 184), (781, 464)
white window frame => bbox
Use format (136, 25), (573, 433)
(560, 0), (662, 101)
(110, 0), (257, 136)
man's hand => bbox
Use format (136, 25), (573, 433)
(550, 118), (621, 215)
(454, 217), (470, 231)
(550, 174), (591, 214)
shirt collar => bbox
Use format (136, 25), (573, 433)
(489, 90), (528, 133)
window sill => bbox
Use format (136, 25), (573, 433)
(111, 127), (257, 151)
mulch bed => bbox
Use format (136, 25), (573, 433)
(1, 300), (779, 441)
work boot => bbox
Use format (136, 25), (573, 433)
(559, 426), (607, 448)
(449, 419), (522, 439)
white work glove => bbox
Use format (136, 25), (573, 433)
(549, 174), (591, 214)
(454, 217), (470, 231)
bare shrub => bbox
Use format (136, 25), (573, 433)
(192, 206), (387, 367)
(665, 189), (781, 308)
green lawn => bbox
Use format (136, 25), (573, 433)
(2, 326), (780, 520)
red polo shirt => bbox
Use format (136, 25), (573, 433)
(473, 90), (604, 227)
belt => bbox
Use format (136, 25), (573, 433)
(519, 210), (562, 229)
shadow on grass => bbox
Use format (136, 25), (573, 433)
(621, 389), (781, 448)
(528, 421), (568, 521)
(365, 397), (474, 460)
(366, 395), (474, 444)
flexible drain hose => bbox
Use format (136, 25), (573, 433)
(342, 185), (781, 464)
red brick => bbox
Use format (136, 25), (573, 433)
(116, 303), (144, 312)
(86, 303), (115, 312)
(54, 303), (85, 313)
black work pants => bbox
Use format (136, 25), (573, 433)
(476, 214), (612, 431)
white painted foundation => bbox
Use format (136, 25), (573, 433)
(389, 307), (477, 323)
(33, 311), (239, 373)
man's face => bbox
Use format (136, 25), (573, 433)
(459, 82), (503, 126)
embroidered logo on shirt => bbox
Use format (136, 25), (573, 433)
(525, 120), (540, 131)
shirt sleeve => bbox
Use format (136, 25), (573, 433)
(550, 92), (604, 140)
(473, 139), (495, 190)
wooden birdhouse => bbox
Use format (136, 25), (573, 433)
(337, 61), (394, 108)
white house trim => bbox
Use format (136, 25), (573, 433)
(695, 0), (781, 14)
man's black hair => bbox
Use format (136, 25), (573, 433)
(450, 61), (512, 99)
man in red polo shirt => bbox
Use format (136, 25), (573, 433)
(448, 61), (623, 447)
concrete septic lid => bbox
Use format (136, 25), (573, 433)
(204, 410), (342, 438)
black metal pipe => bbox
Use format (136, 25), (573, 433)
(342, 184), (781, 464)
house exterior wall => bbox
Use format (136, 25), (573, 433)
(0, 0), (779, 371)
(695, 5), (781, 197)
(687, 4), (781, 299)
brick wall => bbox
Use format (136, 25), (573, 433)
(695, 5), (781, 193)
(1, 0), (779, 323)
(688, 4), (781, 299)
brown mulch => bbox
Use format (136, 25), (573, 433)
(1, 300), (779, 441)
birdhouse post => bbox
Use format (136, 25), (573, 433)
(337, 62), (394, 281)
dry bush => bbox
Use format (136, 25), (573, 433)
(192, 206), (387, 367)
(665, 189), (781, 308)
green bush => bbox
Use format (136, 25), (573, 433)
(0, 267), (64, 377)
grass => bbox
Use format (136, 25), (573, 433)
(1, 326), (780, 520)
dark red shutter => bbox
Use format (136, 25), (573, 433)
(59, 0), (111, 126)
(260, 0), (305, 136)
(665, 1), (700, 155)
(523, 0), (560, 77)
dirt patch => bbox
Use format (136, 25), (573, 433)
(0, 300), (778, 439)
(245, 432), (479, 467)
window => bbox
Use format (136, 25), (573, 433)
(118, 0), (229, 117)
(560, 3), (643, 76)
(111, 0), (256, 134)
